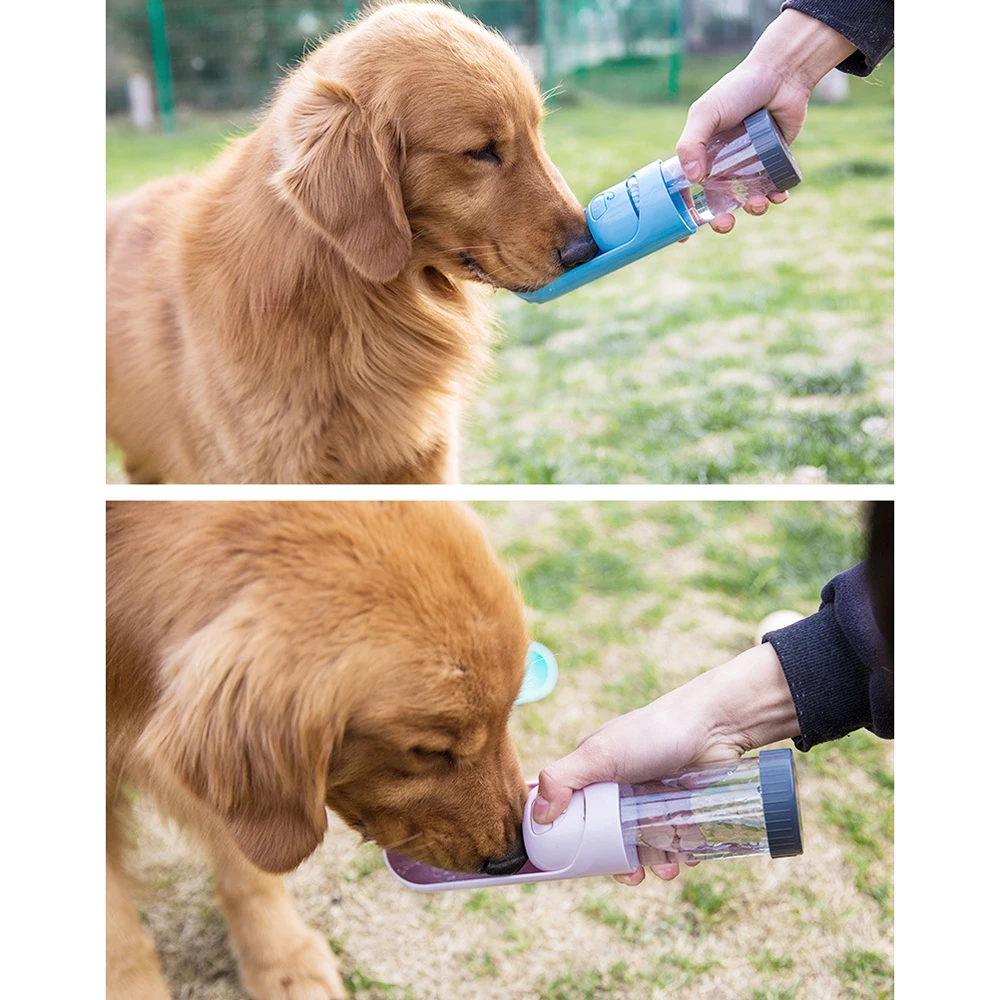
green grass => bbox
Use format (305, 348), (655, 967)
(538, 961), (636, 1000)
(106, 53), (893, 484)
(344, 968), (415, 1000)
(490, 499), (872, 710)
(656, 952), (721, 986)
(681, 874), (737, 921)
(463, 889), (531, 951)
(462, 949), (500, 979)
(579, 895), (645, 944)
(601, 658), (664, 714)
(691, 502), (865, 624)
(750, 985), (801, 1000)
(751, 951), (794, 974)
(106, 114), (255, 195)
(836, 949), (894, 1000)
(341, 843), (385, 882)
(821, 795), (894, 919)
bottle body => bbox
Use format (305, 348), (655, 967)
(619, 754), (783, 865)
(658, 113), (798, 225)
(579, 111), (801, 255)
(385, 750), (801, 892)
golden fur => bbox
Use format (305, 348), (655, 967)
(106, 2), (590, 484)
(107, 501), (530, 999)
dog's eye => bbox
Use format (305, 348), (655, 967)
(411, 747), (457, 767)
(464, 142), (502, 167)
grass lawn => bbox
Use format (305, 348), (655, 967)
(106, 55), (892, 483)
(132, 501), (893, 999)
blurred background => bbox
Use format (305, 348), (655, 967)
(106, 1), (893, 484)
(108, 1), (806, 116)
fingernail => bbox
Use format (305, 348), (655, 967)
(683, 161), (703, 183)
(532, 795), (551, 823)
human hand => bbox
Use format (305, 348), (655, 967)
(532, 643), (799, 885)
(676, 9), (856, 234)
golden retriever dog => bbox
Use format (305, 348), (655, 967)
(106, 2), (596, 484)
(107, 501), (530, 999)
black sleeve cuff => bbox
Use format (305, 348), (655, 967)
(781, 0), (895, 77)
(764, 605), (872, 751)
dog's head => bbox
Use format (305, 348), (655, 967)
(270, 2), (597, 291)
(140, 502), (530, 876)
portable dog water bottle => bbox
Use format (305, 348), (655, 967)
(384, 748), (802, 891)
(518, 110), (802, 303)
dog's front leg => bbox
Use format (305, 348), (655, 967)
(209, 838), (347, 1000)
(106, 856), (172, 1000)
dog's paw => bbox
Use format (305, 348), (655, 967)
(106, 951), (173, 1000)
(239, 926), (347, 1000)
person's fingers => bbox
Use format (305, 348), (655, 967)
(676, 95), (724, 184)
(684, 860), (701, 867)
(768, 190), (788, 204)
(649, 862), (681, 881)
(533, 738), (615, 823)
(744, 195), (769, 216)
(709, 214), (736, 234)
(613, 867), (646, 886)
(531, 773), (575, 824)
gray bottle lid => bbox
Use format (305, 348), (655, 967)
(759, 747), (804, 858)
(744, 109), (803, 192)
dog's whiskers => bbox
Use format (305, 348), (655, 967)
(418, 246), (498, 259)
(381, 831), (422, 852)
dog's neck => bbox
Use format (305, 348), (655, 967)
(180, 127), (493, 378)
(170, 127), (494, 482)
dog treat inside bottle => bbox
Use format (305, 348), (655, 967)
(519, 110), (802, 303)
(385, 749), (802, 891)
(618, 750), (802, 866)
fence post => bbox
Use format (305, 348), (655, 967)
(667, 0), (684, 102)
(146, 0), (176, 132)
(539, 0), (556, 94)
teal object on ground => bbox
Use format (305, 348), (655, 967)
(515, 642), (559, 705)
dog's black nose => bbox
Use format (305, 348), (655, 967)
(481, 831), (529, 876)
(558, 229), (600, 269)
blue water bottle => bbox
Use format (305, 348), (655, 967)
(518, 110), (802, 303)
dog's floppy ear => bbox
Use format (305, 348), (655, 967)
(274, 77), (411, 283)
(139, 603), (351, 873)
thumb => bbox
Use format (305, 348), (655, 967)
(675, 95), (723, 184)
(533, 738), (615, 824)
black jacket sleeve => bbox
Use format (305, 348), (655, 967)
(780, 1), (894, 77)
(764, 562), (894, 750)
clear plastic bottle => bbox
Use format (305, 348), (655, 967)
(655, 110), (802, 226)
(619, 749), (802, 866)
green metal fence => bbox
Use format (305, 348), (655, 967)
(107, 1), (774, 128)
